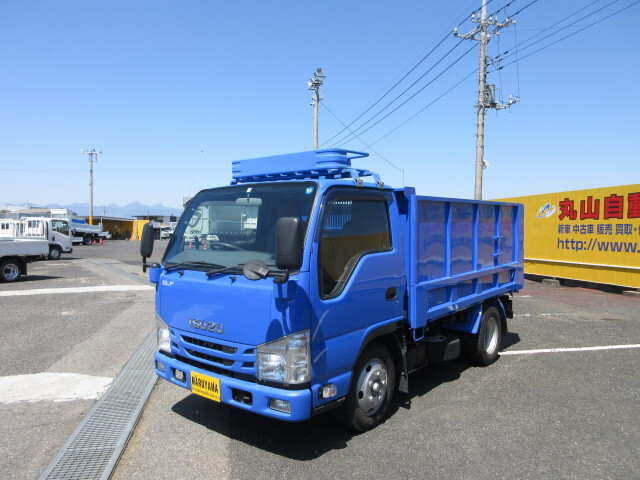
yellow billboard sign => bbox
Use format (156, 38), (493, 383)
(497, 184), (640, 289)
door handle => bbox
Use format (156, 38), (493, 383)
(385, 287), (397, 301)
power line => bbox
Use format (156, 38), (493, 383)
(330, 43), (475, 148)
(508, 0), (541, 18)
(488, 0), (517, 18)
(368, 69), (479, 147)
(319, 35), (459, 147)
(320, 101), (405, 186)
(320, 1), (495, 147)
(467, 0), (497, 23)
(495, 0), (639, 68)
(494, 0), (624, 64)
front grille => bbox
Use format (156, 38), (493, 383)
(174, 354), (235, 377)
(182, 335), (237, 354)
(172, 329), (257, 382)
(185, 348), (234, 367)
(174, 354), (256, 383)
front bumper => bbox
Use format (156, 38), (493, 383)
(154, 351), (312, 421)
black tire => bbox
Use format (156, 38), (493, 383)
(0, 259), (22, 282)
(333, 342), (396, 432)
(464, 306), (502, 366)
(82, 235), (92, 245)
(48, 246), (62, 260)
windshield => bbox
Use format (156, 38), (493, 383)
(164, 182), (317, 271)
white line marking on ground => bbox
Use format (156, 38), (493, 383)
(516, 295), (532, 298)
(0, 285), (153, 297)
(500, 344), (640, 356)
(0, 373), (112, 403)
(514, 313), (566, 317)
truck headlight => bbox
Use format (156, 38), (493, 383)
(155, 313), (171, 353)
(257, 330), (310, 384)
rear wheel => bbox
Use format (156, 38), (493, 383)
(464, 306), (502, 365)
(334, 342), (395, 432)
(48, 246), (62, 260)
(82, 235), (92, 245)
(0, 259), (21, 282)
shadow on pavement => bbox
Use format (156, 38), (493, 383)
(171, 395), (353, 460)
(500, 332), (522, 350)
(170, 330), (522, 459)
(16, 275), (62, 282)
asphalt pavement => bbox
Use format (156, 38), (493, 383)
(113, 248), (639, 480)
(1, 240), (638, 479)
(0, 240), (162, 480)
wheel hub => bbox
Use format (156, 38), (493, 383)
(357, 359), (388, 415)
(2, 264), (19, 280)
(484, 316), (499, 354)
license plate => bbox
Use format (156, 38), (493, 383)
(191, 371), (221, 402)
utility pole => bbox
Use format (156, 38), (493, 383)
(307, 68), (325, 149)
(81, 149), (102, 224)
(455, 0), (518, 199)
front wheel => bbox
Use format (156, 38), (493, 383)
(48, 246), (62, 260)
(334, 342), (396, 432)
(464, 306), (502, 365)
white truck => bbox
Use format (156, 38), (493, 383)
(159, 226), (174, 239)
(69, 219), (108, 245)
(1, 218), (73, 260)
(0, 238), (50, 282)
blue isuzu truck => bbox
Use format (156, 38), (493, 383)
(141, 149), (524, 431)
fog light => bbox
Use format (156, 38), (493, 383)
(156, 361), (165, 372)
(174, 369), (185, 382)
(320, 383), (337, 399)
(269, 398), (291, 414)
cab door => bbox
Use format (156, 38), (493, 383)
(308, 188), (405, 406)
(51, 220), (72, 252)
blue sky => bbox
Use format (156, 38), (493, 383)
(1, 0), (638, 213)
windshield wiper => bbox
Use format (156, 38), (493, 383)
(206, 264), (244, 277)
(164, 261), (220, 272)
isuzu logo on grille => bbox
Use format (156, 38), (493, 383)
(189, 318), (224, 334)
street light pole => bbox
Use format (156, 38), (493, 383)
(308, 68), (325, 149)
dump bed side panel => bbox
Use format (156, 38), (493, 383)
(407, 195), (524, 331)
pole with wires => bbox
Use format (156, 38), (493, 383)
(81, 148), (102, 225)
(455, 0), (518, 200)
(308, 68), (325, 149)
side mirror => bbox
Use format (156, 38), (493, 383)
(275, 217), (303, 283)
(140, 222), (155, 272)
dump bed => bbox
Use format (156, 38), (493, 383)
(404, 192), (524, 331)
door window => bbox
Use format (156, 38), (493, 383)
(52, 220), (69, 236)
(319, 193), (391, 298)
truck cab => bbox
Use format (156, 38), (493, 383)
(143, 149), (523, 431)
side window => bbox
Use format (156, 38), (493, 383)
(52, 220), (69, 236)
(319, 195), (391, 298)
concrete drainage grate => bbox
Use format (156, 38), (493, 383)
(39, 331), (157, 480)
